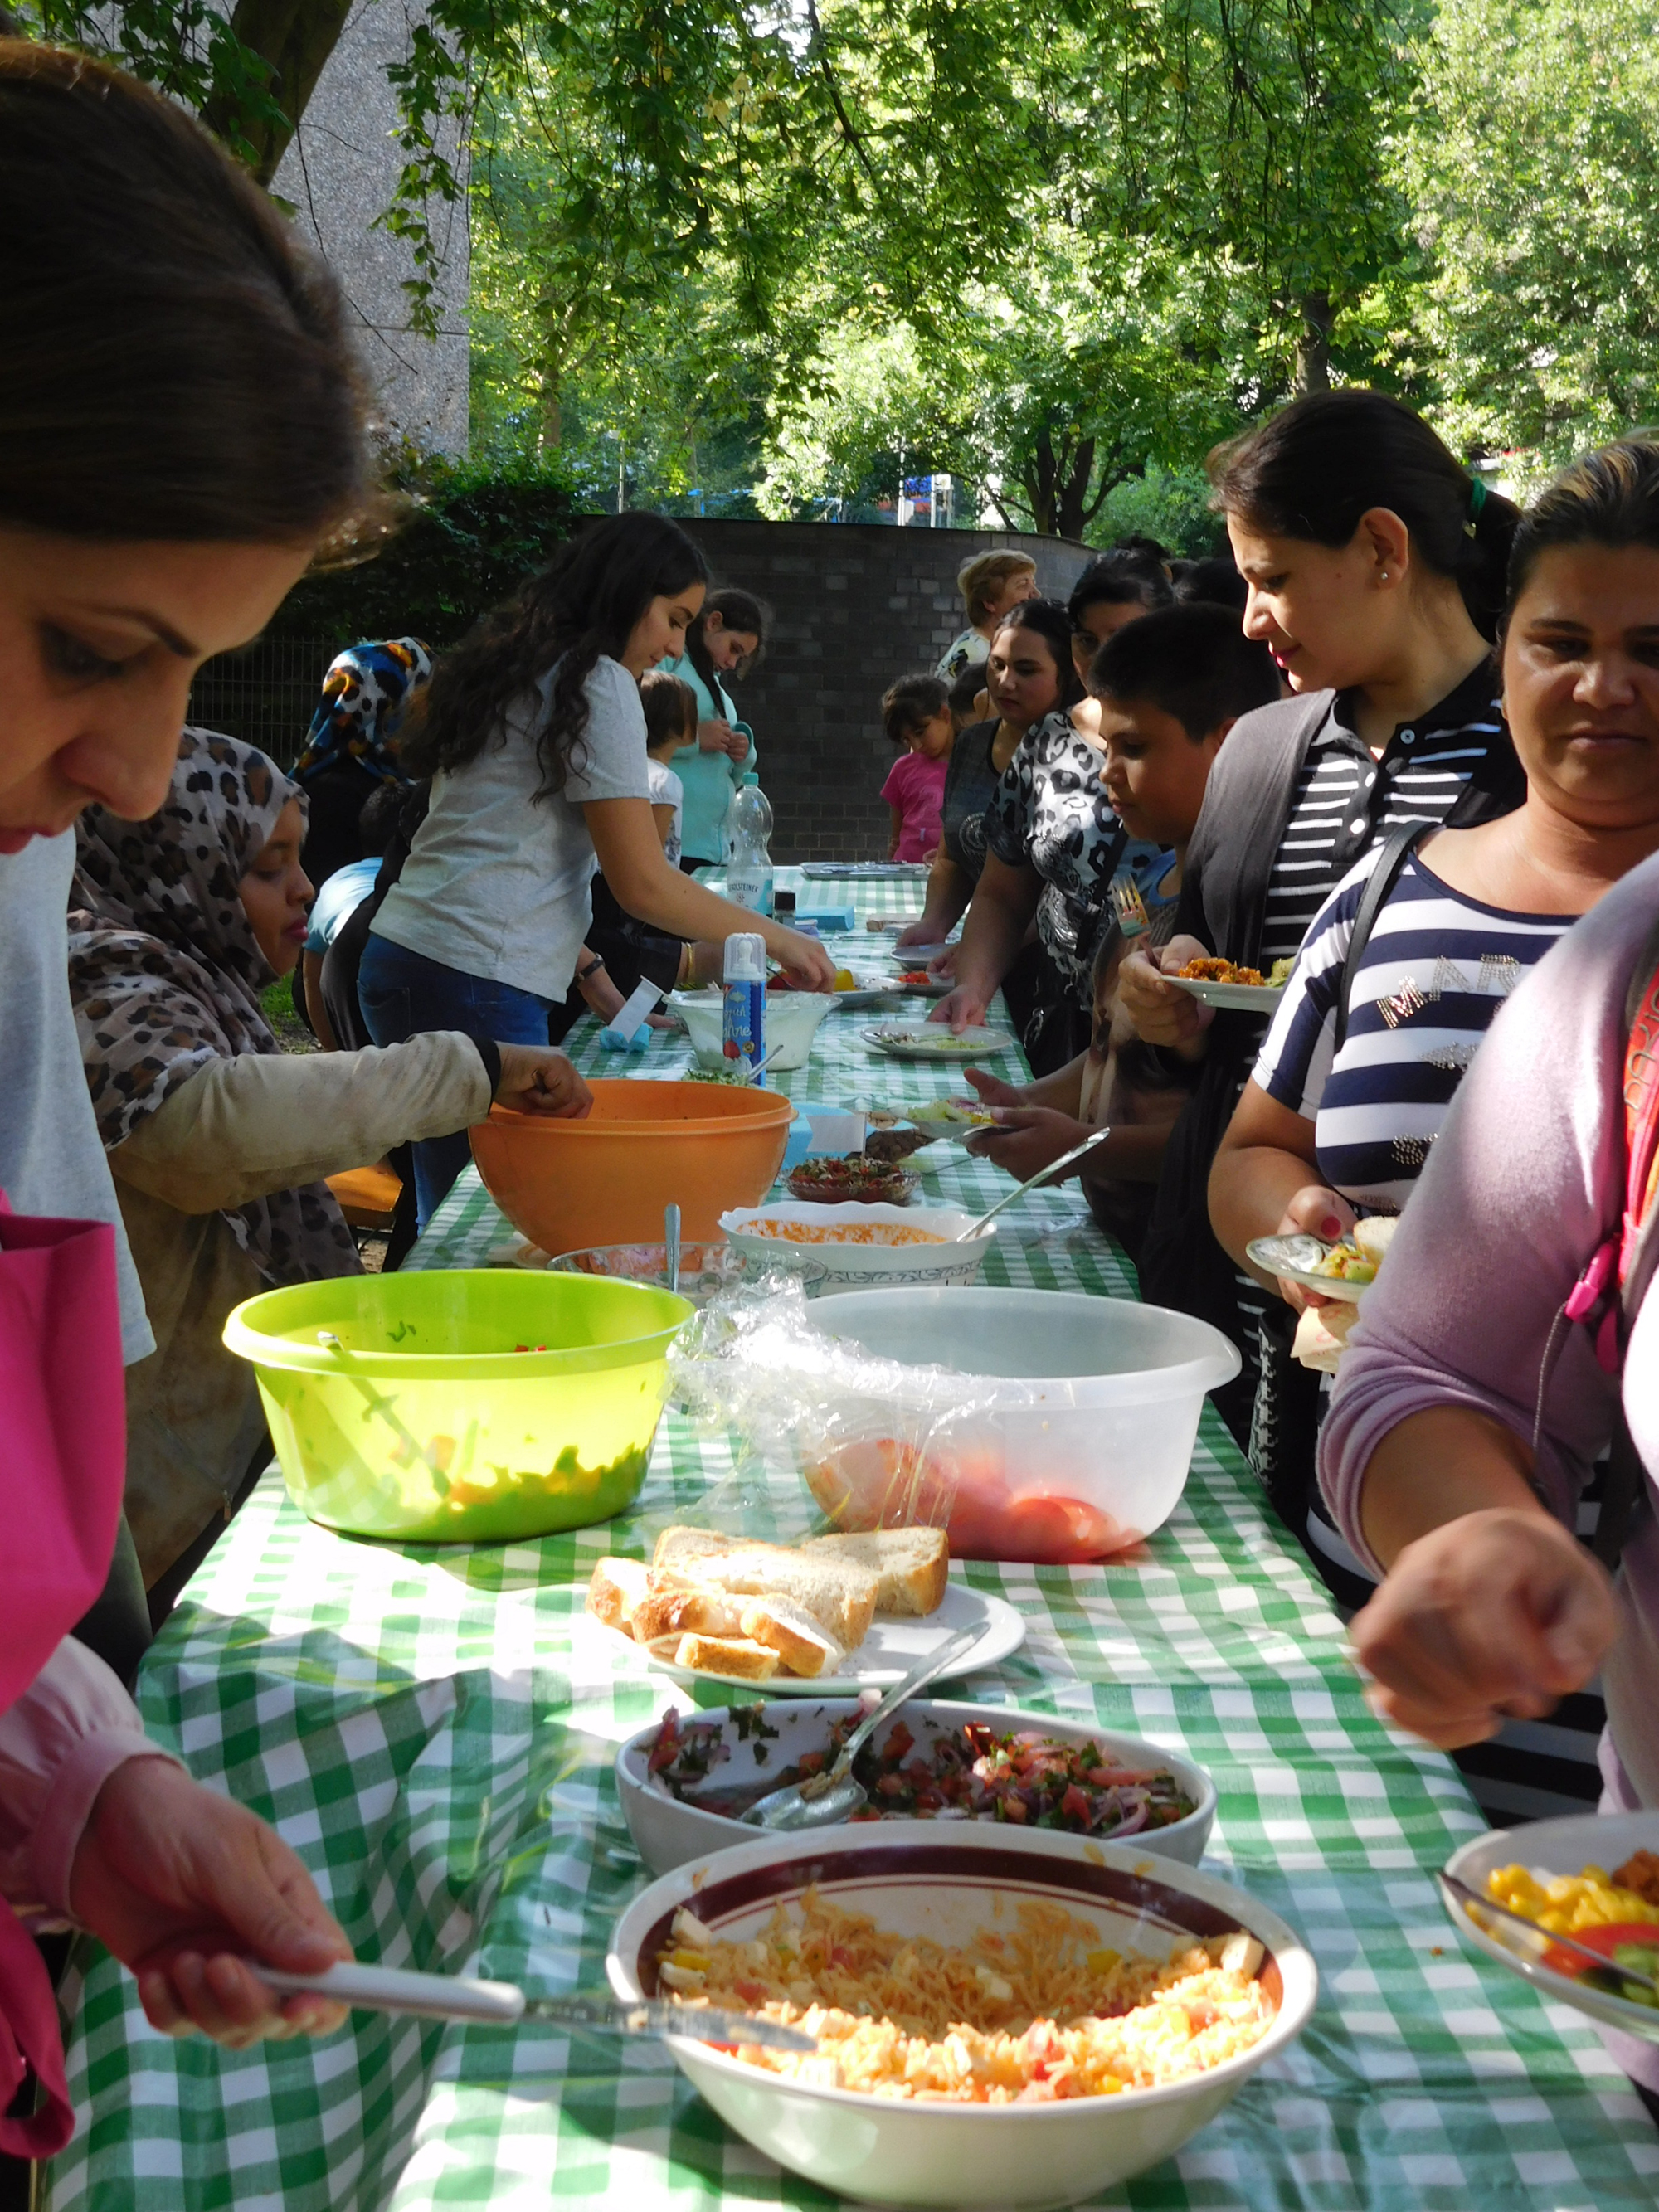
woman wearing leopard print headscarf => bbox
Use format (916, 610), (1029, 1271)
(70, 727), (591, 1589)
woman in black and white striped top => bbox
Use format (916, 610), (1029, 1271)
(1119, 391), (1525, 1460)
(1208, 444), (1659, 1812)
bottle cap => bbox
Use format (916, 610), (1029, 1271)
(722, 932), (766, 982)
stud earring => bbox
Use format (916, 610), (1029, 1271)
(1379, 570), (1389, 582)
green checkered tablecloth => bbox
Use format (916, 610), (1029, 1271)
(44, 882), (1659, 2210)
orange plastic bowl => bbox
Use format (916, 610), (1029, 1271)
(469, 1078), (795, 1249)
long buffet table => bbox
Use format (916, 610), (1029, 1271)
(44, 875), (1659, 2209)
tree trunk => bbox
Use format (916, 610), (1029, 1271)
(538, 376), (562, 450)
(1024, 431), (1059, 536)
(1054, 435), (1097, 542)
(203, 0), (357, 182)
(1294, 290), (1334, 396)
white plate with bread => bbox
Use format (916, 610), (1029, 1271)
(585, 1524), (1025, 1694)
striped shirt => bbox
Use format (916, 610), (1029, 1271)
(1254, 846), (1573, 1210)
(1231, 668), (1509, 1394)
(1256, 670), (1506, 970)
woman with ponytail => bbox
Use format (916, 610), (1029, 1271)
(1119, 391), (1525, 1485)
(361, 520), (831, 1221)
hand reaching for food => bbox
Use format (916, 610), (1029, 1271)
(962, 1067), (1023, 1109)
(927, 984), (989, 1033)
(494, 1046), (592, 1119)
(1117, 937), (1213, 1052)
(1350, 1508), (1619, 1748)
(968, 1104), (1094, 1182)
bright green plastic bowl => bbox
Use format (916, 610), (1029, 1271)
(223, 1270), (693, 1544)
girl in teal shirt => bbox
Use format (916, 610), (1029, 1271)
(658, 586), (767, 864)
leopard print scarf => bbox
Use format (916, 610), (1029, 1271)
(69, 728), (358, 1288)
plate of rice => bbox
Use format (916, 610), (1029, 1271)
(608, 1823), (1316, 2209)
(720, 1202), (996, 1289)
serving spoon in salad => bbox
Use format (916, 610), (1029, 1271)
(735, 1624), (984, 1832)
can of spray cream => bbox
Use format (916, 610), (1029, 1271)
(722, 932), (767, 1081)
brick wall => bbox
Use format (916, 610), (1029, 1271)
(676, 520), (1095, 863)
(187, 518), (1095, 866)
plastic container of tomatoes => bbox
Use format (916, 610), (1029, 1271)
(796, 1287), (1240, 1564)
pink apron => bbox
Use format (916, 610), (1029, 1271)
(0, 1198), (127, 2154)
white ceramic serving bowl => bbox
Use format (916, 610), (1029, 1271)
(673, 989), (838, 1073)
(802, 1287), (1241, 1562)
(615, 1697), (1217, 1875)
(720, 1203), (996, 1290)
(607, 1823), (1316, 2210)
(1443, 1809), (1659, 2043)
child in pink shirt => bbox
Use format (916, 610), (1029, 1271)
(880, 674), (954, 862)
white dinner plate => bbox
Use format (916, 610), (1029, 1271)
(1245, 1232), (1370, 1303)
(889, 944), (956, 967)
(1443, 1811), (1659, 2042)
(1164, 973), (1287, 1014)
(591, 1580), (1026, 1697)
(862, 1025), (1014, 1062)
(825, 987), (899, 1011)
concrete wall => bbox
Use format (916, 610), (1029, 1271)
(676, 521), (1096, 863)
(273, 0), (470, 453)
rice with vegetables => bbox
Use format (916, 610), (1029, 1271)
(657, 1894), (1272, 2101)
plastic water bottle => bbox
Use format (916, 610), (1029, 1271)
(722, 932), (767, 1080)
(725, 777), (775, 918)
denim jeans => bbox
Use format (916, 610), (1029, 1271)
(358, 932), (557, 1228)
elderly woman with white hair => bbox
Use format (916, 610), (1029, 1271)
(935, 550), (1039, 678)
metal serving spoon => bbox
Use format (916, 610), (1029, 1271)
(956, 1126), (1112, 1239)
(253, 1959), (815, 2049)
(732, 1623), (984, 1831)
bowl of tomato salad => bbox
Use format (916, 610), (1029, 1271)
(615, 1697), (1216, 1876)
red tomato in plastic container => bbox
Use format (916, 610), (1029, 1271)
(804, 1440), (1140, 1563)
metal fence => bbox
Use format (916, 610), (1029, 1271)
(188, 634), (342, 768)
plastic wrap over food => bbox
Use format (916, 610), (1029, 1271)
(668, 1275), (1039, 1533)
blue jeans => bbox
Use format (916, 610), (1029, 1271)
(358, 933), (557, 1228)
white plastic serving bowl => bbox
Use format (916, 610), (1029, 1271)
(615, 1696), (1217, 1875)
(673, 989), (838, 1073)
(803, 1286), (1241, 1561)
(607, 1822), (1316, 2210)
(720, 1203), (995, 1290)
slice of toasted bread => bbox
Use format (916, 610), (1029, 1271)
(804, 1528), (949, 1617)
(652, 1526), (733, 1574)
(652, 1526), (877, 1649)
(586, 1557), (651, 1636)
(739, 1597), (846, 1679)
(1354, 1214), (1398, 1263)
(631, 1584), (743, 1643)
(674, 1632), (781, 1680)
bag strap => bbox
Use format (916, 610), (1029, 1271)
(1585, 911), (1659, 1568)
(1333, 821), (1433, 1053)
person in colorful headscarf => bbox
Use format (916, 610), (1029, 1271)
(291, 637), (432, 888)
(71, 727), (591, 1592)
